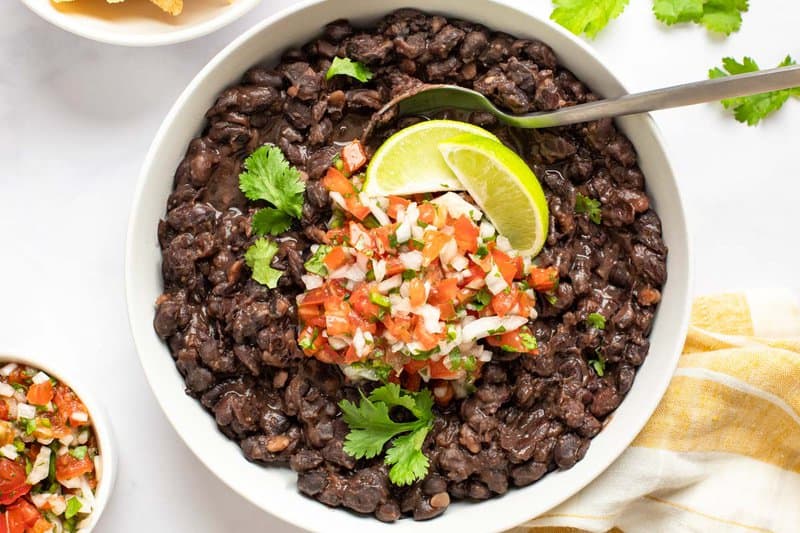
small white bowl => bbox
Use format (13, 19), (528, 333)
(0, 354), (117, 532)
(20, 0), (261, 47)
(126, 1), (691, 530)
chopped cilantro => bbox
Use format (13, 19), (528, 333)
(304, 245), (332, 276)
(575, 193), (602, 224)
(475, 244), (489, 258)
(519, 332), (538, 351)
(339, 383), (433, 486)
(244, 238), (283, 288)
(251, 207), (293, 236)
(70, 445), (88, 460)
(472, 289), (492, 311)
(654, 0), (749, 35)
(589, 348), (606, 376)
(326, 57), (374, 83)
(402, 269), (417, 281)
(709, 55), (800, 125)
(586, 312), (607, 330)
(388, 233), (399, 249)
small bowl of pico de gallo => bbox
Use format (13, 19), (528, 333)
(0, 356), (116, 532)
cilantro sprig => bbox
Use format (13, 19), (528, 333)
(339, 383), (434, 486)
(709, 55), (800, 126)
(239, 145), (305, 236)
(654, 0), (749, 35)
(244, 238), (283, 288)
(550, 0), (630, 39)
(586, 312), (606, 330)
(304, 245), (332, 276)
(326, 57), (374, 83)
(575, 193), (602, 224)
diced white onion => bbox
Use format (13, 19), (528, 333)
(60, 474), (83, 490)
(479, 220), (496, 240)
(350, 224), (372, 251)
(395, 220), (411, 244)
(329, 191), (348, 211)
(341, 365), (381, 382)
(32, 371), (50, 385)
(413, 304), (442, 333)
(30, 493), (49, 508)
(398, 251), (423, 270)
(378, 274), (402, 293)
(360, 193), (391, 226)
(328, 336), (350, 350)
(301, 274), (324, 290)
(77, 430), (89, 445)
(462, 316), (528, 342)
(0, 444), (17, 460)
(410, 223), (424, 241)
(451, 255), (469, 272)
(26, 446), (51, 485)
(485, 264), (509, 295)
(94, 455), (103, 483)
(355, 252), (369, 272)
(372, 259), (387, 283)
(465, 276), (485, 290)
(0, 364), (17, 377)
(353, 328), (368, 358)
(431, 192), (482, 221)
(439, 238), (458, 265)
(49, 495), (67, 515)
(404, 202), (420, 227)
(329, 264), (365, 282)
(71, 411), (89, 424)
(17, 403), (36, 420)
(0, 383), (14, 397)
(495, 235), (513, 254)
(80, 475), (96, 511)
(388, 294), (411, 315)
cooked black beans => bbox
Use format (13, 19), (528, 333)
(154, 9), (667, 521)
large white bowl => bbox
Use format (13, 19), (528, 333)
(0, 354), (117, 532)
(20, 0), (261, 47)
(126, 1), (691, 530)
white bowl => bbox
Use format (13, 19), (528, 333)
(0, 354), (117, 532)
(20, 0), (261, 47)
(126, 1), (692, 530)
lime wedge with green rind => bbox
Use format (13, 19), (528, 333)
(364, 120), (497, 196)
(438, 134), (549, 256)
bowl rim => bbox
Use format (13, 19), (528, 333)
(19, 0), (262, 47)
(0, 353), (118, 532)
(125, 1), (692, 530)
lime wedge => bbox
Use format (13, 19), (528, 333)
(364, 120), (497, 196)
(438, 134), (549, 256)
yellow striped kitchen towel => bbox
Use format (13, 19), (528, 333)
(511, 289), (800, 533)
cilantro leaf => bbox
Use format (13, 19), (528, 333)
(575, 193), (602, 224)
(252, 208), (293, 236)
(551, 0), (630, 39)
(653, 0), (748, 35)
(244, 238), (283, 288)
(239, 145), (305, 219)
(339, 384), (434, 486)
(709, 55), (800, 125)
(326, 57), (374, 83)
(385, 426), (431, 486)
(586, 312), (606, 330)
(304, 245), (332, 276)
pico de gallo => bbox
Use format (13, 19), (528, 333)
(0, 364), (101, 533)
(297, 141), (559, 400)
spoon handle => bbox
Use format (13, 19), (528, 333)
(530, 64), (800, 127)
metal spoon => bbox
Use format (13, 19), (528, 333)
(384, 64), (800, 128)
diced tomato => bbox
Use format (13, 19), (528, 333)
(26, 381), (53, 407)
(350, 285), (381, 320)
(417, 203), (437, 226)
(491, 286), (519, 317)
(462, 262), (486, 286)
(384, 258), (406, 277)
(517, 291), (534, 318)
(491, 248), (518, 285)
(0, 402), (8, 422)
(341, 140), (367, 174)
(325, 227), (348, 245)
(386, 196), (411, 219)
(344, 196), (372, 221)
(56, 453), (94, 483)
(343, 344), (360, 364)
(429, 359), (462, 380)
(436, 301), (456, 321)
(299, 286), (328, 307)
(29, 518), (51, 533)
(408, 278), (426, 307)
(323, 246), (349, 271)
(413, 318), (443, 351)
(53, 384), (90, 428)
(3, 499), (41, 533)
(456, 287), (476, 305)
(298, 326), (324, 356)
(0, 459), (29, 506)
(529, 266), (559, 292)
(314, 346), (340, 365)
(431, 278), (459, 303)
(322, 167), (357, 195)
(422, 231), (451, 266)
(453, 215), (479, 254)
(371, 224), (398, 254)
(382, 316), (412, 343)
(513, 256), (525, 279)
(298, 305), (325, 328)
(5, 369), (25, 386)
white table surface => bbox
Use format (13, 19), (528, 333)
(1, 1), (797, 531)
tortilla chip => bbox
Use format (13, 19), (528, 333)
(149, 0), (183, 15)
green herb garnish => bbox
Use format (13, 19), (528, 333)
(575, 193), (602, 224)
(589, 348), (606, 376)
(70, 446), (88, 460)
(519, 332), (539, 351)
(244, 238), (283, 288)
(326, 57), (374, 83)
(586, 312), (607, 330)
(339, 383), (434, 486)
(551, 0), (630, 39)
(654, 0), (749, 35)
(304, 245), (332, 276)
(472, 288), (492, 311)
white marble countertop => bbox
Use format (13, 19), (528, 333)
(1, 0), (797, 531)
